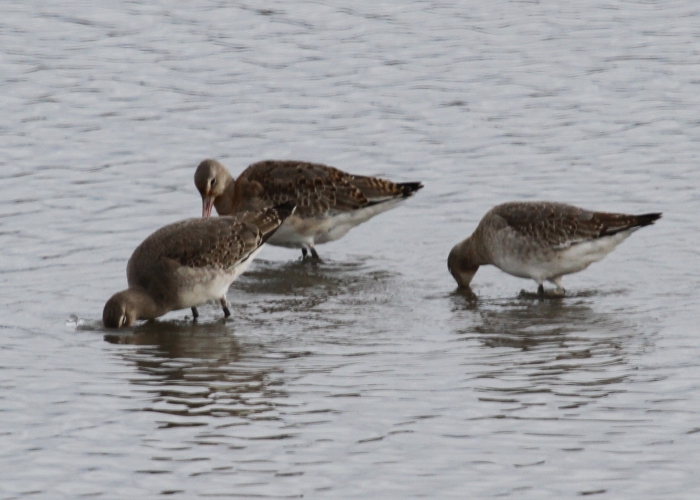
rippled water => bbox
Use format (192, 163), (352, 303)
(2, 1), (700, 498)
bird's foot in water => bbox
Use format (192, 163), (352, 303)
(519, 285), (565, 299)
(301, 247), (322, 262)
(539, 283), (566, 298)
(456, 286), (478, 301)
(220, 298), (231, 318)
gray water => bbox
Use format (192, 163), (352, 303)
(1, 1), (699, 498)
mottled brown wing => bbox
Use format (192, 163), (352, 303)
(131, 206), (291, 271)
(494, 202), (661, 249)
(589, 211), (661, 237)
(346, 175), (404, 201)
(234, 160), (370, 217)
(493, 202), (603, 248)
(347, 175), (423, 202)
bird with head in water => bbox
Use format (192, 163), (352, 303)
(103, 205), (294, 328)
(448, 201), (661, 296)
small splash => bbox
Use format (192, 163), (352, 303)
(65, 314), (84, 328)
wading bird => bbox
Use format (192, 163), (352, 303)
(194, 159), (423, 259)
(103, 205), (294, 328)
(448, 201), (661, 296)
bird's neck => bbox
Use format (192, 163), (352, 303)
(213, 175), (236, 216)
(459, 233), (491, 268)
(448, 232), (493, 287)
(125, 286), (163, 321)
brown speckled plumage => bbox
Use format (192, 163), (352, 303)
(484, 202), (660, 249)
(103, 205), (294, 328)
(194, 159), (423, 258)
(128, 207), (287, 275)
(448, 201), (661, 294)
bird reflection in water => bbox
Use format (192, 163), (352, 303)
(231, 257), (399, 331)
(104, 321), (294, 421)
(236, 257), (396, 299)
(448, 290), (647, 403)
(101, 257), (396, 422)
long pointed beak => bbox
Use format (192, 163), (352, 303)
(202, 196), (215, 218)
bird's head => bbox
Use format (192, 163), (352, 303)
(194, 159), (234, 217)
(103, 290), (139, 328)
(447, 243), (479, 288)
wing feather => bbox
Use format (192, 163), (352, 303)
(491, 202), (660, 250)
(129, 207), (291, 274)
(233, 160), (368, 216)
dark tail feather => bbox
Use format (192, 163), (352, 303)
(397, 182), (424, 197)
(601, 212), (662, 237)
(634, 212), (662, 227)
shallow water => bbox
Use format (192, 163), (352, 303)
(1, 1), (700, 498)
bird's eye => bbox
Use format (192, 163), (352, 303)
(211, 178), (217, 188)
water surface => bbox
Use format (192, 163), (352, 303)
(1, 1), (699, 498)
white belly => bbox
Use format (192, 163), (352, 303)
(174, 246), (263, 308)
(492, 229), (636, 282)
(267, 199), (406, 248)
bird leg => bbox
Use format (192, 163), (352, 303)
(191, 307), (199, 320)
(521, 281), (564, 300)
(550, 277), (566, 297)
(534, 280), (566, 299)
(220, 298), (231, 318)
(310, 246), (320, 260)
(301, 246), (321, 262)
